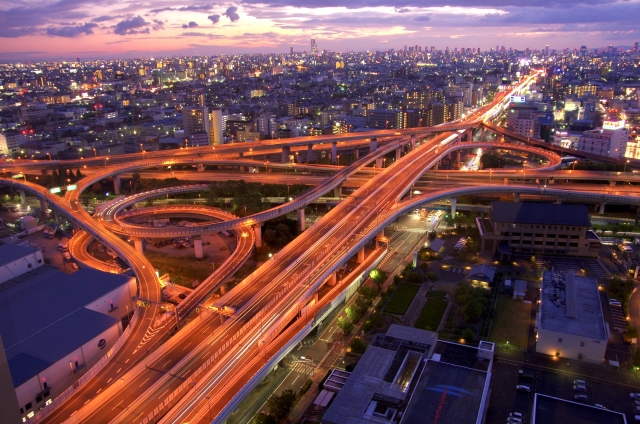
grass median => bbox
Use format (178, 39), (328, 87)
(414, 298), (448, 331)
(145, 251), (215, 287)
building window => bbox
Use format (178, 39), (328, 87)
(25, 402), (32, 411)
(38, 259), (42, 263)
(28, 263), (32, 268)
(580, 342), (585, 347)
(558, 338), (563, 343)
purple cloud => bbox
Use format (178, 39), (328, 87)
(182, 21), (199, 28)
(224, 6), (240, 22)
(47, 22), (97, 37)
(114, 16), (150, 35)
(208, 14), (221, 24)
(150, 4), (216, 14)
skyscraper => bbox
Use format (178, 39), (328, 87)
(183, 106), (210, 142)
(290, 45), (293, 55)
(311, 38), (317, 55)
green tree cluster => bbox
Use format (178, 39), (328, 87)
(265, 389), (297, 422)
(454, 282), (489, 322)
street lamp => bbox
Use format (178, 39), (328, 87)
(69, 361), (77, 388)
(489, 169), (493, 184)
(46, 152), (52, 161)
(92, 148), (97, 158)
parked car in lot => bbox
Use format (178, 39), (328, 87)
(630, 393), (640, 399)
(573, 379), (586, 386)
(634, 415), (640, 421)
(574, 394), (588, 402)
(509, 412), (523, 418)
(594, 404), (606, 409)
(507, 417), (522, 423)
(573, 384), (587, 392)
(516, 385), (530, 392)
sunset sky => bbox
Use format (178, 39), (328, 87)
(0, 0), (638, 61)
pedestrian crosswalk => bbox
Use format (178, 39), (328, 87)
(291, 362), (314, 376)
(391, 227), (427, 234)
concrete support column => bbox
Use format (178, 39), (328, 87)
(297, 208), (305, 232)
(456, 150), (461, 165)
(194, 236), (203, 258)
(433, 162), (439, 171)
(197, 164), (204, 172)
(333, 185), (341, 198)
(254, 224), (263, 248)
(54, 209), (61, 224)
(457, 133), (462, 143)
(466, 128), (473, 142)
(307, 144), (315, 162)
(599, 203), (606, 215)
(281, 146), (291, 163)
(133, 238), (144, 255)
(410, 136), (416, 150)
(555, 198), (562, 204)
(39, 198), (47, 216)
(113, 175), (121, 195)
(358, 247), (365, 263)
(395, 147), (402, 161)
(369, 138), (378, 152)
(327, 272), (337, 287)
(18, 190), (26, 205)
(609, 180), (616, 187)
(481, 127), (486, 141)
(375, 158), (383, 168)
(377, 229), (385, 240)
(354, 148), (360, 160)
(514, 193), (520, 202)
(331, 142), (337, 165)
(450, 198), (457, 217)
(238, 152), (244, 158)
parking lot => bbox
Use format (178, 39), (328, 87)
(534, 257), (610, 281)
(487, 358), (640, 423)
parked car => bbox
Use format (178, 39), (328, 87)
(574, 394), (588, 402)
(509, 412), (523, 418)
(507, 417), (522, 423)
(573, 379), (586, 386)
(573, 385), (587, 392)
(516, 385), (530, 392)
(178, 293), (187, 300)
(630, 393), (640, 399)
(634, 415), (640, 421)
(594, 404), (606, 409)
(610, 299), (622, 306)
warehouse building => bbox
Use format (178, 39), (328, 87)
(0, 244), (44, 285)
(535, 271), (608, 363)
(0, 265), (136, 421)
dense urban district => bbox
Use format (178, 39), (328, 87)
(1, 41), (640, 424)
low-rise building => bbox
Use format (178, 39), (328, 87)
(535, 271), (608, 363)
(0, 244), (44, 285)
(476, 202), (601, 259)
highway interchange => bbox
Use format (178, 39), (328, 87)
(4, 71), (640, 423)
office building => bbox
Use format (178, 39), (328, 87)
(209, 108), (223, 145)
(578, 120), (630, 158)
(311, 38), (317, 55)
(366, 109), (406, 129)
(477, 202), (602, 259)
(0, 266), (136, 421)
(535, 271), (608, 364)
(182, 106), (210, 141)
(323, 325), (494, 424)
(507, 104), (541, 139)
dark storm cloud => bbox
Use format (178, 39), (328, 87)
(224, 6), (240, 22)
(208, 14), (221, 24)
(114, 16), (150, 35)
(46, 22), (97, 37)
(182, 21), (199, 28)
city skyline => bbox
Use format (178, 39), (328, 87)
(1, 0), (639, 61)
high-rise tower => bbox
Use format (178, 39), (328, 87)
(311, 38), (317, 55)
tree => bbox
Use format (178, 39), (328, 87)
(369, 269), (387, 288)
(462, 299), (484, 322)
(267, 389), (297, 422)
(345, 305), (362, 323)
(254, 414), (277, 424)
(461, 328), (475, 342)
(75, 169), (83, 179)
(131, 172), (142, 193)
(337, 316), (354, 336)
(350, 337), (367, 354)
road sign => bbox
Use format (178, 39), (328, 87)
(50, 187), (61, 194)
(66, 184), (77, 191)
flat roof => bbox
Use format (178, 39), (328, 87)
(533, 393), (627, 424)
(0, 243), (39, 267)
(0, 266), (132, 387)
(401, 360), (487, 424)
(491, 201), (591, 227)
(539, 271), (607, 340)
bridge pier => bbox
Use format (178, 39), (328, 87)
(609, 180), (616, 186)
(281, 146), (291, 163)
(395, 147), (402, 162)
(333, 185), (341, 198)
(481, 127), (486, 141)
(54, 209), (61, 224)
(450, 198), (457, 217)
(254, 224), (263, 248)
(456, 151), (461, 166)
(377, 229), (385, 240)
(599, 203), (606, 215)
(331, 142), (337, 165)
(375, 158), (383, 168)
(433, 162), (439, 171)
(410, 136), (416, 150)
(113, 175), (121, 195)
(358, 247), (365, 263)
(133, 238), (144, 255)
(194, 236), (203, 258)
(466, 129), (473, 142)
(354, 148), (360, 160)
(555, 198), (562, 204)
(297, 208), (305, 232)
(197, 164), (204, 172)
(307, 144), (315, 162)
(369, 138), (377, 152)
(514, 193), (520, 202)
(18, 189), (26, 206)
(457, 133), (462, 143)
(39, 198), (48, 216)
(327, 272), (337, 287)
